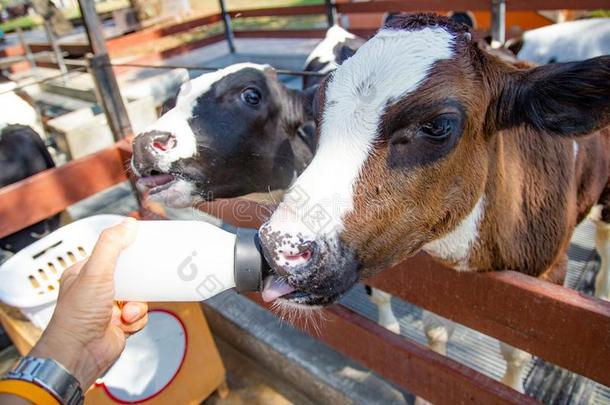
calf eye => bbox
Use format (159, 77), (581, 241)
(419, 115), (457, 141)
(241, 88), (262, 106)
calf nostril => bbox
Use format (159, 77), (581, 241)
(279, 241), (315, 268)
(151, 133), (176, 152)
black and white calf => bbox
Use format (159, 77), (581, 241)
(131, 63), (316, 207)
(0, 125), (59, 252)
(0, 78), (44, 137)
(507, 17), (610, 64)
(302, 25), (365, 89)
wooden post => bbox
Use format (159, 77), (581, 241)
(491, 0), (506, 44)
(324, 0), (337, 27)
(78, 0), (132, 140)
(218, 0), (236, 53)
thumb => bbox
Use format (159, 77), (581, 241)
(82, 218), (138, 280)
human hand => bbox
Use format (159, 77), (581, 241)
(29, 218), (148, 389)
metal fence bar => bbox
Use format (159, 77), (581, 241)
(77, 0), (143, 209)
(78, 0), (132, 141)
(0, 67), (87, 96)
(42, 21), (68, 79)
(101, 61), (328, 77)
(324, 0), (337, 27)
(491, 0), (506, 44)
(218, 0), (236, 53)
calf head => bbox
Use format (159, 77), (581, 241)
(131, 63), (315, 207)
(259, 13), (610, 306)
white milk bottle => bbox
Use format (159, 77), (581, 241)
(114, 221), (267, 301)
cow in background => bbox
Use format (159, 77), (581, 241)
(302, 25), (365, 89)
(507, 18), (610, 64)
(0, 73), (56, 254)
(131, 63), (317, 207)
(0, 124), (59, 253)
(0, 76), (44, 137)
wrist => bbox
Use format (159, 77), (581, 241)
(30, 332), (98, 389)
(2, 357), (84, 405)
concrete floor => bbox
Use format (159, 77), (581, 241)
(117, 37), (323, 93)
(204, 338), (315, 405)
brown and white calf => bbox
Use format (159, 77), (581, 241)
(259, 13), (610, 391)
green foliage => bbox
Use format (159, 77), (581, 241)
(0, 0), (129, 32)
(0, 15), (41, 32)
(191, 0), (322, 12)
(232, 15), (326, 30)
(586, 9), (610, 18)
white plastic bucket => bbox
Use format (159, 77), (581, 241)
(0, 215), (125, 328)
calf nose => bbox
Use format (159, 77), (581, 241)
(276, 240), (316, 276)
(259, 226), (317, 277)
(132, 131), (177, 175)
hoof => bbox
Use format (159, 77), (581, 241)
(379, 320), (400, 334)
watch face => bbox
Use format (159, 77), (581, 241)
(96, 310), (187, 402)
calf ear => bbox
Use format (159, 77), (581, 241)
(161, 95), (178, 115)
(296, 121), (318, 153)
(302, 84), (321, 120)
(338, 45), (357, 64)
(497, 56), (610, 137)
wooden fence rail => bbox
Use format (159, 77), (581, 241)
(370, 255), (610, 388)
(248, 294), (538, 404)
(0, 143), (129, 238)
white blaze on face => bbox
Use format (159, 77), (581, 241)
(269, 27), (455, 240)
(134, 63), (269, 173)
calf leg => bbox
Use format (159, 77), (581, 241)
(365, 286), (400, 334)
(499, 342), (532, 393)
(414, 312), (456, 405)
(595, 218), (610, 301)
(422, 311), (454, 356)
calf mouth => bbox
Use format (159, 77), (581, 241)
(133, 163), (207, 207)
(136, 172), (178, 195)
(261, 275), (343, 307)
(260, 243), (360, 308)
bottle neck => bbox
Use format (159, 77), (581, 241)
(233, 227), (269, 292)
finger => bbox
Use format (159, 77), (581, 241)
(83, 218), (138, 279)
(121, 313), (149, 335)
(121, 302), (148, 324)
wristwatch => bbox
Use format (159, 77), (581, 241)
(3, 356), (84, 405)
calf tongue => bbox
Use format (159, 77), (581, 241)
(262, 276), (296, 302)
(137, 174), (174, 189)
